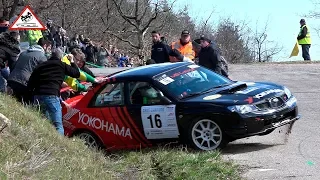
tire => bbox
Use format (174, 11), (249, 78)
(77, 131), (104, 150)
(187, 118), (228, 151)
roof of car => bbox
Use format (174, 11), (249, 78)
(110, 62), (192, 80)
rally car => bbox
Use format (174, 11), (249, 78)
(62, 62), (300, 151)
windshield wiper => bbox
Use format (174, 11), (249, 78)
(180, 92), (202, 99)
(181, 83), (233, 99)
(198, 83), (232, 94)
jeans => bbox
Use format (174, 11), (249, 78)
(301, 44), (311, 60)
(34, 95), (64, 135)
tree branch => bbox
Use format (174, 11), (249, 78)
(100, 16), (139, 49)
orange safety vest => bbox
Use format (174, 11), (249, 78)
(171, 41), (195, 60)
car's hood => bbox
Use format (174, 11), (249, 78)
(184, 81), (286, 105)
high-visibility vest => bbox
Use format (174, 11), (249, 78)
(27, 30), (43, 45)
(298, 25), (311, 45)
(171, 41), (195, 60)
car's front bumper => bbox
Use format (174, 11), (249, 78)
(225, 105), (300, 138)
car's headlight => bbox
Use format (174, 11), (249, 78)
(228, 105), (257, 114)
(283, 86), (292, 98)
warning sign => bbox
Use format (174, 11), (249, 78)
(9, 5), (46, 30)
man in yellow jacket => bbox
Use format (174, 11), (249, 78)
(297, 19), (311, 61)
(26, 30), (43, 46)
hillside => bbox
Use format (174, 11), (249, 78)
(0, 94), (240, 180)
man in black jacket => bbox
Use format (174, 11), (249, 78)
(198, 36), (226, 77)
(151, 31), (170, 64)
(27, 48), (80, 135)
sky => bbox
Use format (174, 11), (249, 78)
(174, 0), (320, 61)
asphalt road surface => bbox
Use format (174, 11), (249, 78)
(91, 64), (320, 179)
(223, 63), (320, 180)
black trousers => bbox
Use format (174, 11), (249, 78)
(301, 44), (311, 60)
(7, 81), (31, 104)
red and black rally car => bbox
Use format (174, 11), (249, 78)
(62, 62), (300, 151)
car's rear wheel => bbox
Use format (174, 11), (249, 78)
(77, 131), (104, 150)
(188, 118), (228, 151)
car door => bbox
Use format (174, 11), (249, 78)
(125, 81), (180, 141)
(82, 82), (138, 149)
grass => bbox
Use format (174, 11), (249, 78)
(0, 93), (241, 180)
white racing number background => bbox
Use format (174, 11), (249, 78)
(141, 105), (179, 139)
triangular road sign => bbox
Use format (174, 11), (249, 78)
(9, 5), (46, 30)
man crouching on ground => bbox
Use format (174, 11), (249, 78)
(27, 48), (80, 135)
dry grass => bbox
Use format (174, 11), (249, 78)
(0, 94), (241, 180)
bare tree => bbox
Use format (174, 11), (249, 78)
(0, 0), (24, 19)
(253, 19), (283, 62)
(213, 18), (254, 63)
(102, 0), (175, 59)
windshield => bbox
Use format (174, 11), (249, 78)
(153, 64), (233, 99)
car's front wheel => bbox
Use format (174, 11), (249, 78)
(188, 118), (228, 151)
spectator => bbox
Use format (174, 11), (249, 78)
(43, 19), (55, 47)
(27, 48), (80, 135)
(97, 45), (109, 66)
(0, 31), (21, 71)
(171, 30), (196, 60)
(83, 38), (98, 64)
(197, 36), (224, 76)
(0, 31), (20, 92)
(118, 54), (127, 67)
(75, 52), (95, 77)
(7, 37), (51, 103)
(53, 27), (64, 49)
(297, 19), (311, 61)
(0, 17), (9, 33)
(151, 30), (170, 63)
(26, 30), (43, 46)
(68, 33), (80, 52)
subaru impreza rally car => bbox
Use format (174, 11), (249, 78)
(61, 62), (300, 151)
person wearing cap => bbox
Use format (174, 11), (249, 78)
(297, 19), (311, 61)
(151, 30), (170, 64)
(27, 48), (80, 135)
(198, 36), (225, 76)
(0, 30), (21, 92)
(171, 30), (196, 60)
(168, 49), (193, 63)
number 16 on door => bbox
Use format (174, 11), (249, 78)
(141, 105), (179, 139)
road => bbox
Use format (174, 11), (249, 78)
(223, 63), (320, 180)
